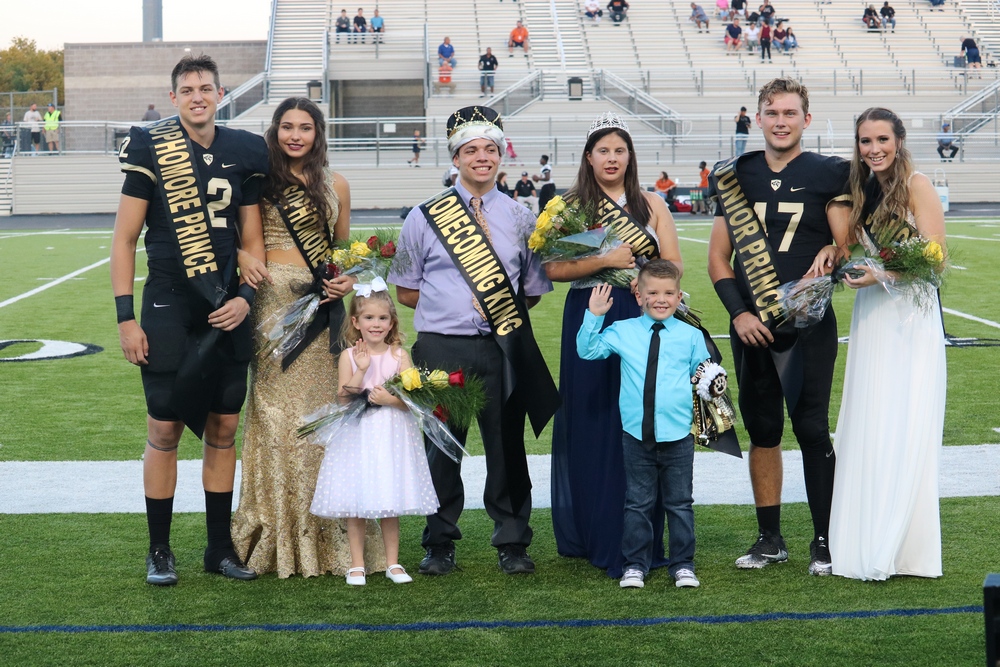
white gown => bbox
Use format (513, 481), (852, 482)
(829, 221), (946, 581)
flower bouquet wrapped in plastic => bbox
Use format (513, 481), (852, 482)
(332, 230), (399, 284)
(527, 195), (636, 289)
(297, 367), (486, 463)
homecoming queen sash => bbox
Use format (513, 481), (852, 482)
(419, 187), (561, 514)
(146, 117), (233, 438)
(710, 154), (805, 414)
(595, 194), (659, 259)
(269, 184), (346, 370)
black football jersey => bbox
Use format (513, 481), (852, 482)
(120, 120), (268, 283)
(713, 151), (850, 302)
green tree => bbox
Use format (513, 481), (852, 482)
(0, 37), (64, 103)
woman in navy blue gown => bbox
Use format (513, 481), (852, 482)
(548, 113), (682, 577)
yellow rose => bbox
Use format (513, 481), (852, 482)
(400, 367), (423, 391)
(535, 211), (553, 231)
(331, 249), (348, 265)
(528, 230), (546, 252)
(428, 369), (449, 388)
(350, 241), (372, 257)
(923, 241), (944, 265)
(545, 195), (566, 215)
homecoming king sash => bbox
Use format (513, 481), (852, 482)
(710, 153), (805, 414)
(419, 187), (561, 514)
(146, 117), (233, 438)
(269, 184), (346, 370)
(596, 194), (659, 259)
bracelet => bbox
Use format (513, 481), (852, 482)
(713, 278), (749, 320)
(237, 283), (256, 307)
(115, 295), (135, 323)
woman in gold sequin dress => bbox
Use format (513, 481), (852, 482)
(231, 98), (386, 578)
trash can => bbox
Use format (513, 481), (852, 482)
(568, 77), (583, 100)
(307, 80), (323, 101)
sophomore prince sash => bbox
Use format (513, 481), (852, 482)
(595, 194), (659, 259)
(269, 184), (346, 370)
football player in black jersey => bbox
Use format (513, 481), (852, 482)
(110, 55), (269, 585)
(707, 78), (851, 576)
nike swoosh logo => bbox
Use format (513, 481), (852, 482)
(153, 303), (170, 308)
(222, 163), (235, 168)
(790, 187), (805, 192)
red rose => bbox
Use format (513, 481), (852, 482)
(448, 369), (465, 388)
(433, 404), (449, 423)
(380, 241), (396, 258)
(879, 248), (895, 262)
(367, 235), (380, 250)
(325, 263), (340, 279)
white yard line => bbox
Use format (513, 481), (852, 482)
(678, 236), (709, 244)
(0, 249), (144, 310)
(943, 307), (1000, 330)
(0, 229), (113, 240)
(948, 234), (1000, 242)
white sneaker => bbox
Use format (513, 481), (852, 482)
(674, 568), (701, 588)
(620, 568), (645, 588)
(385, 564), (413, 584)
(346, 567), (366, 586)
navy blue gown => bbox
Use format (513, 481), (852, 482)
(550, 286), (667, 578)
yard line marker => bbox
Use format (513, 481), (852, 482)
(0, 605), (981, 635)
(949, 234), (1000, 242)
(0, 249), (144, 310)
(0, 229), (113, 240)
(678, 236), (708, 244)
(943, 307), (1000, 330)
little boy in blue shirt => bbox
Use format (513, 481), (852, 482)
(577, 259), (717, 589)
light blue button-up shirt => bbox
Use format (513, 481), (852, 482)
(577, 310), (710, 443)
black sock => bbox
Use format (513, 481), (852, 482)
(204, 490), (234, 565)
(145, 496), (174, 551)
(800, 440), (836, 541)
(756, 505), (781, 537)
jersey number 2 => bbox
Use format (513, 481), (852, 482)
(753, 202), (804, 252)
(206, 178), (233, 229)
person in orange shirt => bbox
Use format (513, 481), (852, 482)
(509, 21), (530, 57)
(654, 171), (677, 202)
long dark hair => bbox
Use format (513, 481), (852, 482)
(264, 97), (332, 225)
(565, 128), (651, 225)
(848, 107), (913, 240)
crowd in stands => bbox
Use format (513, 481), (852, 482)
(694, 1), (798, 59)
(334, 7), (385, 44)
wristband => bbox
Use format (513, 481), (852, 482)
(115, 295), (135, 323)
(237, 283), (256, 307)
(713, 278), (749, 320)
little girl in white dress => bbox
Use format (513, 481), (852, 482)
(310, 280), (439, 585)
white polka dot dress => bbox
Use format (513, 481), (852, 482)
(310, 348), (439, 519)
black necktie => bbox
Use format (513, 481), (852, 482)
(642, 322), (665, 443)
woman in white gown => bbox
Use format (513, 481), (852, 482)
(827, 107), (947, 581)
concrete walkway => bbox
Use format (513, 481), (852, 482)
(2, 445), (998, 513)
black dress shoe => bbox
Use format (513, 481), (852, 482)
(146, 545), (178, 586)
(498, 545), (535, 574)
(418, 544), (456, 576)
(206, 554), (258, 580)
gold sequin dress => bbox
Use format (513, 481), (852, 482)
(231, 170), (386, 578)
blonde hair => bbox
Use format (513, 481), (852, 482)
(848, 107), (913, 240)
(339, 290), (405, 348)
(757, 77), (809, 115)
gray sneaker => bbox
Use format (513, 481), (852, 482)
(735, 532), (788, 569)
(673, 568), (701, 588)
(146, 545), (178, 586)
(620, 568), (645, 588)
(808, 536), (833, 576)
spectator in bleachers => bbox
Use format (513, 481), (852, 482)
(961, 37), (982, 71)
(726, 19), (744, 53)
(731, 0), (748, 19)
(929, 0), (945, 9)
(759, 22), (772, 62)
(747, 9), (760, 25)
(880, 2), (895, 33)
(654, 171), (677, 202)
(479, 47), (499, 97)
(496, 171), (513, 198)
(513, 171), (538, 213)
(408, 130), (425, 167)
(23, 103), (43, 153)
(690, 3), (710, 32)
(509, 20), (530, 57)
(783, 25), (798, 50)
(2, 112), (14, 158)
(608, 0), (630, 24)
(937, 122), (959, 162)
(435, 62), (456, 96)
(335, 9), (351, 43)
(734, 106), (751, 154)
(438, 37), (457, 67)
(533, 154), (555, 211)
(758, 0), (776, 25)
(691, 161), (710, 214)
(863, 5), (881, 32)
(370, 9), (384, 43)
(585, 0), (604, 23)
(142, 104), (161, 121)
(745, 22), (760, 52)
(717, 0), (731, 22)
(773, 21), (788, 52)
(351, 8), (367, 44)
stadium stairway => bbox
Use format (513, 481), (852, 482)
(0, 158), (12, 216)
(265, 0), (329, 102)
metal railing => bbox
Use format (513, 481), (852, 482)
(1, 89), (61, 126)
(944, 80), (1000, 136)
(264, 0), (279, 73)
(486, 71), (545, 117)
(217, 72), (268, 121)
(594, 70), (683, 135)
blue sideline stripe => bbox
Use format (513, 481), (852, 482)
(0, 605), (982, 635)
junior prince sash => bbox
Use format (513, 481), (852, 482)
(596, 194), (659, 259)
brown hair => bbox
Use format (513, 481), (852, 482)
(757, 77), (809, 115)
(638, 258), (681, 288)
(848, 107), (913, 240)
(263, 98), (333, 226)
(565, 128), (651, 225)
(340, 290), (405, 348)
(170, 55), (220, 92)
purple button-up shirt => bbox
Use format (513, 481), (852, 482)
(389, 179), (553, 336)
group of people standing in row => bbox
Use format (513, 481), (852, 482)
(111, 56), (946, 591)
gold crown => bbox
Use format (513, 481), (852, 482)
(588, 112), (630, 138)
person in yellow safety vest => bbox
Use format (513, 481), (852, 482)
(43, 103), (61, 152)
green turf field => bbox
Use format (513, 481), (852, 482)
(1, 221), (999, 666)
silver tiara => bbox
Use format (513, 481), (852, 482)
(588, 112), (630, 138)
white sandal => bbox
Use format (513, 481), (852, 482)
(385, 564), (413, 584)
(346, 567), (366, 586)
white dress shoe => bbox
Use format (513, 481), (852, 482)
(346, 567), (366, 586)
(385, 564), (413, 584)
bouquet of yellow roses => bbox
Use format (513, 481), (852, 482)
(331, 229), (399, 283)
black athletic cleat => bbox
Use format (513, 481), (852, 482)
(146, 545), (178, 586)
(735, 532), (788, 569)
(418, 544), (456, 576)
(205, 551), (257, 580)
(808, 536), (832, 576)
(497, 545), (535, 574)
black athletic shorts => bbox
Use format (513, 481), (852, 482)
(730, 307), (838, 449)
(139, 276), (251, 422)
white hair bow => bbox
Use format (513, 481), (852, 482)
(353, 276), (388, 298)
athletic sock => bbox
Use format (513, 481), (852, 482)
(756, 505), (781, 538)
(145, 496), (174, 551)
(203, 490), (235, 567)
(800, 440), (836, 541)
